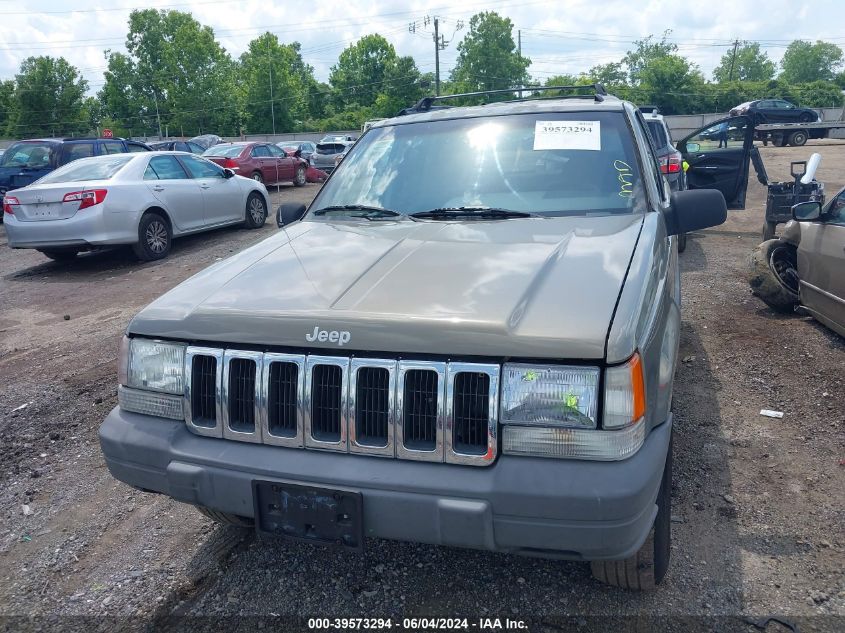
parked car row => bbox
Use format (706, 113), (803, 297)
(2, 151), (271, 262)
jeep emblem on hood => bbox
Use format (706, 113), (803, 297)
(306, 326), (351, 346)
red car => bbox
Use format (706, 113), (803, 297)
(202, 142), (308, 187)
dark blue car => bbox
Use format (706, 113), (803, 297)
(0, 137), (151, 206)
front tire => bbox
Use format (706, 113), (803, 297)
(788, 130), (808, 146)
(244, 192), (267, 229)
(591, 434), (672, 591)
(132, 212), (171, 261)
(748, 239), (799, 313)
(293, 165), (307, 187)
(798, 112), (814, 123)
(38, 248), (79, 262)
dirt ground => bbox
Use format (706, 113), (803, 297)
(0, 145), (842, 632)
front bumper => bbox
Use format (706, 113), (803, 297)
(99, 408), (671, 561)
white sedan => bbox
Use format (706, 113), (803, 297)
(2, 151), (271, 261)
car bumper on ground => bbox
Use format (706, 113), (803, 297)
(3, 210), (138, 249)
(99, 408), (671, 561)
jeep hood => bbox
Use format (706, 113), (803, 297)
(129, 215), (643, 360)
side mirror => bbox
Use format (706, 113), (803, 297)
(665, 189), (727, 236)
(277, 202), (307, 227)
(685, 142), (701, 153)
(792, 200), (821, 221)
(294, 148), (302, 158)
(222, 168), (235, 179)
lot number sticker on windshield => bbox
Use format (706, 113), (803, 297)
(534, 121), (601, 151)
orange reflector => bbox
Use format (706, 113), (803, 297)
(629, 352), (646, 422)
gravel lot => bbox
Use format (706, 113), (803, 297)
(0, 146), (843, 632)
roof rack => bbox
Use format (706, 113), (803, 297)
(404, 83), (609, 114)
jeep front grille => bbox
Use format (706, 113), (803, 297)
(183, 347), (498, 466)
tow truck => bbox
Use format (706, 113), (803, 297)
(755, 104), (845, 147)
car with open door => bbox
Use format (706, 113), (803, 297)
(748, 189), (845, 338)
(677, 116), (755, 211)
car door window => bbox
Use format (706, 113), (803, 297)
(102, 141), (124, 155)
(187, 142), (205, 155)
(180, 154), (225, 179)
(825, 192), (845, 226)
(146, 155), (190, 180)
(126, 142), (149, 153)
(251, 145), (271, 158)
(61, 143), (95, 164)
(685, 118), (749, 151)
(267, 145), (285, 157)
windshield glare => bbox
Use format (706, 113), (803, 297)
(311, 112), (645, 217)
(37, 155), (133, 184)
(203, 144), (245, 158)
(1, 142), (55, 168)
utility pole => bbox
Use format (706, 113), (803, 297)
(728, 39), (740, 82)
(268, 39), (276, 136)
(518, 30), (522, 98)
(434, 17), (441, 96)
(152, 91), (162, 139)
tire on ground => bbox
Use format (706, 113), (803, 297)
(244, 192), (267, 229)
(293, 165), (306, 187)
(195, 505), (254, 527)
(788, 131), (807, 147)
(748, 239), (799, 313)
(677, 233), (687, 253)
(762, 220), (777, 241)
(591, 434), (672, 591)
(132, 211), (172, 261)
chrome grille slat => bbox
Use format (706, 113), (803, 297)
(184, 350), (498, 466)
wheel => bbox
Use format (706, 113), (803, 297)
(762, 220), (777, 241)
(38, 248), (79, 261)
(677, 233), (687, 253)
(591, 433), (672, 591)
(787, 130), (808, 147)
(293, 165), (307, 187)
(251, 171), (263, 184)
(774, 135), (787, 147)
(195, 505), (254, 528)
(748, 239), (800, 313)
(132, 212), (171, 261)
(798, 112), (814, 123)
(244, 192), (267, 229)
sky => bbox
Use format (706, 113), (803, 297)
(0, 0), (844, 94)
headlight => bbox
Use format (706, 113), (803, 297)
(125, 338), (185, 394)
(118, 337), (186, 420)
(501, 364), (599, 429)
(502, 355), (647, 461)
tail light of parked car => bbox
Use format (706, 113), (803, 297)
(63, 189), (107, 210)
(221, 158), (239, 169)
(3, 195), (19, 214)
(661, 151), (683, 174)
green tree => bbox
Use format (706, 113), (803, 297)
(712, 42), (776, 82)
(330, 34), (399, 109)
(12, 56), (89, 137)
(584, 62), (627, 88)
(0, 80), (15, 137)
(449, 12), (530, 97)
(636, 55), (706, 114)
(100, 9), (239, 137)
(239, 34), (316, 133)
(622, 32), (677, 85)
(779, 40), (843, 84)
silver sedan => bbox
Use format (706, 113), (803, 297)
(2, 151), (270, 261)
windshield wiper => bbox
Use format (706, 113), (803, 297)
(312, 204), (404, 220)
(409, 206), (536, 220)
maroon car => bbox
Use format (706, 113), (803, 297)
(202, 142), (308, 187)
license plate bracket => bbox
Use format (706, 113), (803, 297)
(252, 480), (363, 551)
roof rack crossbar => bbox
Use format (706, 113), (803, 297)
(410, 83), (608, 112)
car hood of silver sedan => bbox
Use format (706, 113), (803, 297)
(129, 214), (644, 360)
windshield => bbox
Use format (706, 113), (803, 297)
(36, 155), (134, 184)
(0, 142), (55, 168)
(311, 112), (645, 217)
(203, 144), (245, 158)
